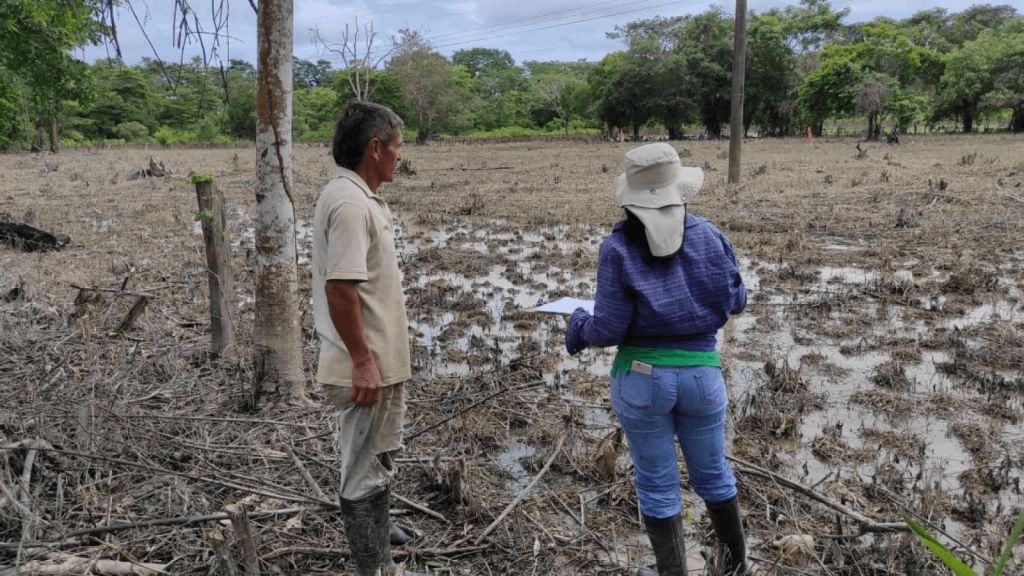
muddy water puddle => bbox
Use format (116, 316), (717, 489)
(399, 218), (1022, 516)
(398, 218), (609, 383)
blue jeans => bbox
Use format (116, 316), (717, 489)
(611, 364), (737, 519)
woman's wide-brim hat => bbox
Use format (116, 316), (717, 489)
(614, 143), (704, 257)
(615, 142), (704, 209)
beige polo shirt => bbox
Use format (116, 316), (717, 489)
(312, 167), (411, 386)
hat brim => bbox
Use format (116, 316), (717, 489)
(616, 166), (704, 209)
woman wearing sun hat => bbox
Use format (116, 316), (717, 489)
(565, 142), (748, 576)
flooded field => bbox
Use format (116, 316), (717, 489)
(1, 135), (1022, 574)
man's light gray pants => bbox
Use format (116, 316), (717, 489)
(324, 382), (406, 501)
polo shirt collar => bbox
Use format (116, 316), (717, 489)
(335, 167), (375, 198)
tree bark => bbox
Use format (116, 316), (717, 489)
(866, 111), (880, 141)
(48, 117), (58, 153)
(962, 106), (974, 134)
(1010, 107), (1023, 133)
(254, 0), (308, 405)
(32, 120), (45, 152)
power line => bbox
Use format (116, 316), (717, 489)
(320, 0), (703, 66)
(423, 0), (663, 44)
(317, 0), (664, 63)
(430, 0), (688, 50)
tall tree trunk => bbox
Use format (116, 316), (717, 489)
(1010, 107), (1023, 133)
(48, 117), (59, 153)
(32, 119), (45, 152)
(866, 112), (879, 141)
(962, 106), (974, 134)
(254, 0), (308, 405)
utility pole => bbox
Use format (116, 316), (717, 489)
(728, 0), (747, 185)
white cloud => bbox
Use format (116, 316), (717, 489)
(444, 2), (478, 16)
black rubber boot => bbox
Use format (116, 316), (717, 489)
(390, 524), (413, 546)
(640, 513), (687, 576)
(386, 487), (421, 547)
(381, 487), (427, 576)
(341, 489), (391, 576)
(707, 496), (748, 575)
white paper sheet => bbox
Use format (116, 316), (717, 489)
(533, 297), (595, 315)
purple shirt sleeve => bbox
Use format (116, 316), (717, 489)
(719, 232), (747, 315)
(566, 240), (632, 355)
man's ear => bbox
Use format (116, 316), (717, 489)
(367, 137), (381, 161)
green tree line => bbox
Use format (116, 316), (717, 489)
(1, 0), (1022, 150)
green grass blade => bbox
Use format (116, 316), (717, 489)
(905, 517), (977, 576)
(992, 510), (1024, 576)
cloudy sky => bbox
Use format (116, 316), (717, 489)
(81, 0), (1018, 67)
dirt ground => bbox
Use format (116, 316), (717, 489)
(1, 134), (1022, 575)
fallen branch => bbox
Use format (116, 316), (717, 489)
(285, 445), (326, 501)
(391, 493), (446, 522)
(0, 552), (167, 576)
(0, 507), (321, 550)
(727, 455), (907, 533)
(69, 283), (192, 296)
(18, 446), (37, 504)
(118, 414), (315, 428)
(474, 433), (567, 545)
(258, 543), (490, 563)
(259, 546), (347, 561)
(0, 443), (333, 507)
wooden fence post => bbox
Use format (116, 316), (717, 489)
(193, 175), (235, 359)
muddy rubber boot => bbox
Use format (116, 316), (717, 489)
(639, 513), (687, 576)
(379, 487), (428, 576)
(386, 487), (421, 547)
(707, 496), (748, 575)
(341, 489), (391, 576)
(390, 524), (413, 546)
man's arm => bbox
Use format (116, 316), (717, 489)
(326, 280), (381, 405)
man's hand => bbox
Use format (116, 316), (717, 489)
(326, 280), (382, 404)
(351, 355), (383, 405)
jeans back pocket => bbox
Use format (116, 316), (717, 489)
(616, 370), (658, 410)
(694, 368), (724, 407)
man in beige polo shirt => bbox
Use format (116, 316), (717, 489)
(312, 101), (425, 576)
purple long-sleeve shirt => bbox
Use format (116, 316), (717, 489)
(567, 214), (746, 354)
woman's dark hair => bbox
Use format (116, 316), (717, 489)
(331, 101), (404, 169)
(622, 209), (678, 264)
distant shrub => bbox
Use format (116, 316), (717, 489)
(113, 121), (150, 142)
(464, 125), (602, 139)
(153, 126), (198, 145)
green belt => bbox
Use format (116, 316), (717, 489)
(611, 346), (721, 377)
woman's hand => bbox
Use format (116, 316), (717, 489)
(565, 307), (591, 355)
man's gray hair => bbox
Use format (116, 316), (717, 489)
(331, 101), (404, 169)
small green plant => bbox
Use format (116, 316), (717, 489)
(905, 510), (1024, 576)
(188, 170), (213, 185)
(193, 209), (214, 222)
